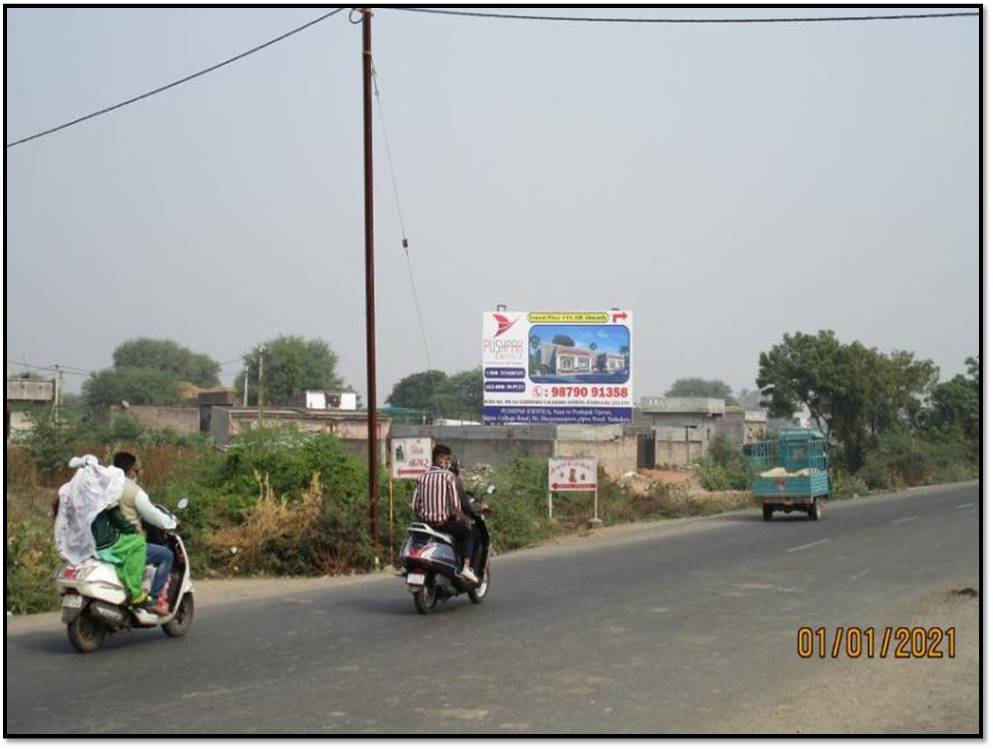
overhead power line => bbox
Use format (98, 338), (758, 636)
(385, 7), (979, 24)
(5, 7), (345, 149)
(371, 62), (434, 374)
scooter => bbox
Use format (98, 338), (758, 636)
(399, 484), (494, 615)
(55, 498), (195, 653)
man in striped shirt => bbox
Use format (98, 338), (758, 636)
(411, 444), (479, 584)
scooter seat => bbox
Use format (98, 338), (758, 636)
(407, 523), (455, 546)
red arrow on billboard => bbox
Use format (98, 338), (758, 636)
(551, 482), (597, 491)
(611, 311), (628, 323)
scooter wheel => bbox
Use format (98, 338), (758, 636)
(67, 610), (106, 653)
(162, 593), (194, 637)
(413, 585), (437, 615)
(468, 564), (490, 604)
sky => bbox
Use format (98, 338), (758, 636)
(5, 6), (980, 403)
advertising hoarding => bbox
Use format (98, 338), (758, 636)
(482, 310), (633, 424)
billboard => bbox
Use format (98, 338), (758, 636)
(548, 457), (598, 492)
(390, 437), (432, 479)
(482, 310), (633, 424)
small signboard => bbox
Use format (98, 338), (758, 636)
(548, 457), (598, 492)
(390, 438), (432, 479)
(547, 456), (600, 522)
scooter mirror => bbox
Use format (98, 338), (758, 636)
(486, 484), (496, 495)
(177, 497), (190, 510)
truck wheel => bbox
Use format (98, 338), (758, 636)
(762, 505), (773, 521)
(67, 610), (106, 653)
(162, 593), (194, 637)
(808, 498), (822, 521)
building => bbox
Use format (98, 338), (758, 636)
(6, 374), (55, 439)
(209, 406), (392, 461)
(636, 396), (767, 467)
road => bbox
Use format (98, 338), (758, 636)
(6, 482), (980, 735)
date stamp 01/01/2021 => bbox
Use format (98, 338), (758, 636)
(797, 626), (956, 659)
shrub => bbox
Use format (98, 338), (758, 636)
(695, 435), (750, 491)
(831, 471), (869, 498)
(6, 517), (61, 614)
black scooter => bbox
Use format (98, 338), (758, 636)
(399, 484), (494, 614)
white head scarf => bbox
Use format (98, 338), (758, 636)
(53, 455), (127, 564)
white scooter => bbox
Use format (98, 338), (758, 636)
(55, 498), (195, 653)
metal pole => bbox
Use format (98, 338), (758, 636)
(242, 366), (249, 407)
(388, 445), (395, 568)
(52, 364), (61, 423)
(362, 8), (380, 547)
(258, 344), (265, 425)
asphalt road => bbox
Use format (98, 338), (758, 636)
(6, 482), (980, 734)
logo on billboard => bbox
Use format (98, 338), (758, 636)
(493, 314), (520, 337)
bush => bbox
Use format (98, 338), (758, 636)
(830, 471), (868, 498)
(6, 517), (61, 614)
(695, 435), (750, 491)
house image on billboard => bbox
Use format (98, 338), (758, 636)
(538, 344), (594, 374)
(537, 345), (625, 375)
(597, 353), (626, 373)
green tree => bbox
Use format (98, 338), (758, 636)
(386, 367), (483, 420)
(386, 370), (448, 412)
(666, 377), (737, 403)
(113, 338), (220, 387)
(928, 355), (980, 442)
(445, 367), (484, 420)
(552, 334), (576, 347)
(82, 367), (183, 409)
(757, 330), (937, 472)
(236, 336), (344, 407)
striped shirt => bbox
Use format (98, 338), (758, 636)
(411, 466), (461, 525)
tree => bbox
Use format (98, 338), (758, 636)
(113, 338), (220, 387)
(666, 377), (737, 403)
(82, 367), (183, 409)
(446, 367), (484, 420)
(237, 336), (344, 407)
(928, 355), (980, 442)
(386, 367), (483, 420)
(757, 330), (937, 472)
(386, 370), (448, 412)
(552, 334), (576, 347)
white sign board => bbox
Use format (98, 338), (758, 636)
(548, 457), (598, 492)
(390, 438), (432, 479)
(482, 311), (633, 424)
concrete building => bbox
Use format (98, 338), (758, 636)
(6, 374), (55, 439)
(636, 396), (767, 467)
(210, 406), (392, 461)
(390, 423), (639, 477)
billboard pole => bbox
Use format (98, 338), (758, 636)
(362, 7), (380, 548)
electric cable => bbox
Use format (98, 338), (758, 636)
(6, 8), (345, 148)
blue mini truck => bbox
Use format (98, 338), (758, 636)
(745, 429), (830, 521)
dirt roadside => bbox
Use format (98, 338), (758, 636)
(712, 587), (980, 735)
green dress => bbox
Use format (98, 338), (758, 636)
(91, 506), (148, 600)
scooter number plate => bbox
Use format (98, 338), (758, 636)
(62, 594), (83, 609)
(406, 573), (425, 586)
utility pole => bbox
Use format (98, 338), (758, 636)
(362, 7), (380, 548)
(52, 363), (62, 423)
(258, 344), (265, 425)
(242, 365), (249, 407)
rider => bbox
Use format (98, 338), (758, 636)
(411, 444), (479, 584)
(112, 452), (177, 616)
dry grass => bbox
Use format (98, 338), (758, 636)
(209, 471), (323, 572)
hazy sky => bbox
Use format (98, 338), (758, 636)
(5, 7), (979, 402)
